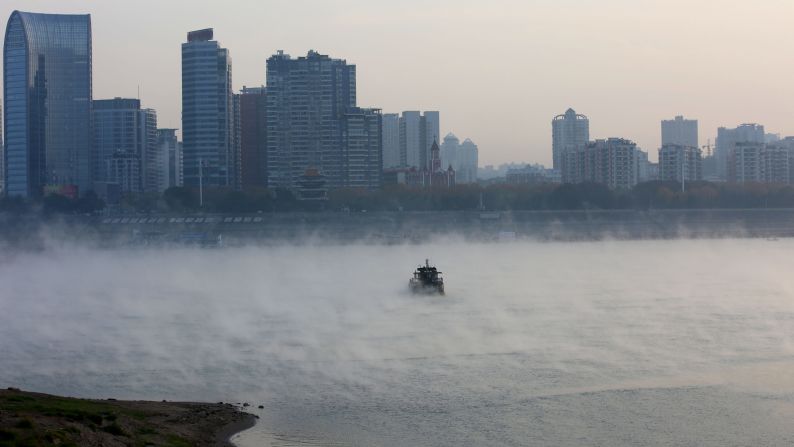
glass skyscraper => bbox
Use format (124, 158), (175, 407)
(181, 28), (233, 188)
(3, 10), (92, 198)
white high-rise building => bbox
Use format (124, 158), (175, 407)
(457, 138), (479, 184)
(440, 133), (459, 172)
(661, 116), (698, 148)
(439, 133), (478, 184)
(382, 113), (400, 169)
(552, 108), (589, 171)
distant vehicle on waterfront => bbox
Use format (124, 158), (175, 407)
(409, 259), (445, 295)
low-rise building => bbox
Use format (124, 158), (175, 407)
(505, 164), (559, 184)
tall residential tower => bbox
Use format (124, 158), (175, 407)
(238, 86), (268, 189)
(381, 113), (400, 169)
(661, 115), (698, 148)
(156, 129), (182, 189)
(398, 111), (439, 170)
(552, 108), (589, 171)
(265, 50), (358, 191)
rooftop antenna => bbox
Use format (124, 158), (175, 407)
(137, 84), (140, 100)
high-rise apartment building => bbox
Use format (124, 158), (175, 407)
(398, 111), (439, 170)
(765, 133), (781, 144)
(727, 142), (792, 185)
(716, 123), (765, 181)
(3, 11), (92, 198)
(381, 113), (400, 169)
(562, 138), (638, 190)
(341, 108), (382, 190)
(92, 98), (158, 193)
(400, 111), (421, 169)
(730, 142), (764, 184)
(156, 129), (182, 189)
(440, 133), (459, 173)
(238, 86), (267, 189)
(181, 28), (233, 188)
(658, 144), (702, 184)
(763, 145), (790, 184)
(265, 50), (357, 191)
(439, 133), (478, 184)
(457, 138), (479, 184)
(552, 108), (589, 171)
(421, 111), (440, 168)
(661, 116), (698, 148)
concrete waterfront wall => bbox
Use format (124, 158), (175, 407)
(81, 209), (794, 245)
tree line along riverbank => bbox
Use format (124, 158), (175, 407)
(5, 181), (794, 216)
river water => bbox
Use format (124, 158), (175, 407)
(2, 238), (794, 446)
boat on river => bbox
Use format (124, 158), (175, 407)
(409, 259), (445, 295)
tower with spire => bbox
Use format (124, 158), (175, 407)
(404, 137), (454, 187)
(430, 139), (442, 172)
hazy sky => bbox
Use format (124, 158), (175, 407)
(3, 0), (794, 165)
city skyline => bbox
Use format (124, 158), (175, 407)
(3, 1), (794, 166)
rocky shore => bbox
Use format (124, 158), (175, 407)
(0, 388), (256, 446)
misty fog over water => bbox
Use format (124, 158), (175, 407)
(3, 238), (794, 446)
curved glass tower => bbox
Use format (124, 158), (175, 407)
(3, 10), (92, 198)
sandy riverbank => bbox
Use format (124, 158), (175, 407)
(0, 388), (256, 446)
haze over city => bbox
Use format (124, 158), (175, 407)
(7, 2), (794, 446)
(3, 0), (794, 165)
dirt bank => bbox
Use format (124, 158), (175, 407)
(0, 388), (256, 446)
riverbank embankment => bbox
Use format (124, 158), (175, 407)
(0, 388), (255, 446)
